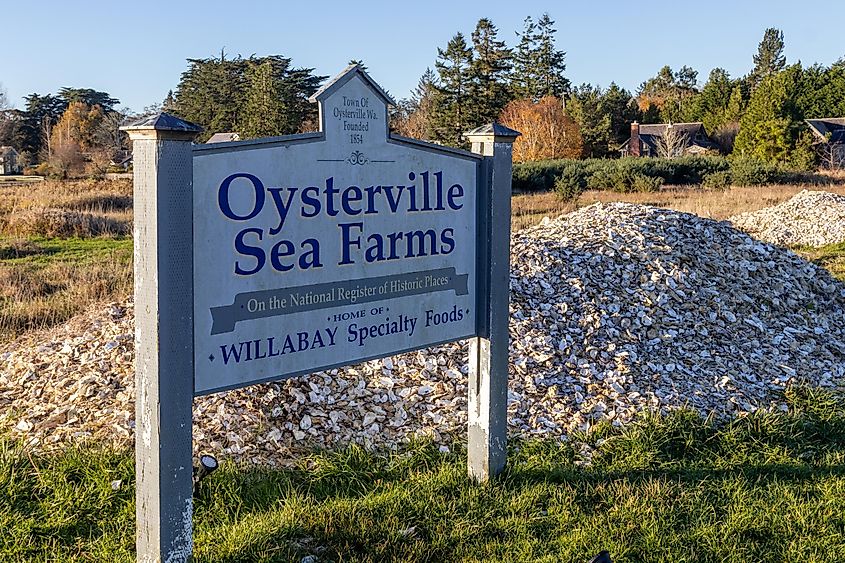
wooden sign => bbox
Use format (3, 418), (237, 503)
(123, 64), (517, 563)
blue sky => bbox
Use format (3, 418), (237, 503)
(3, 0), (844, 113)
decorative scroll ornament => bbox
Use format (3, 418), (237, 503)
(347, 150), (369, 165)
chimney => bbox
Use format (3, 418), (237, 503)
(629, 121), (641, 157)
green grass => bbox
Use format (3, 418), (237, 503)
(3, 387), (844, 562)
(796, 242), (845, 281)
(0, 237), (132, 341)
(0, 236), (132, 263)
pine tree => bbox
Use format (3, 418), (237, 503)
(749, 28), (786, 91)
(395, 68), (439, 140)
(534, 14), (569, 99)
(433, 33), (474, 147)
(599, 83), (639, 146)
(511, 14), (569, 101)
(567, 84), (611, 157)
(637, 65), (699, 123)
(724, 84), (746, 123)
(240, 60), (284, 139)
(57, 88), (119, 113)
(734, 64), (802, 163)
(690, 68), (734, 134)
(172, 52), (323, 141)
(162, 91), (176, 113)
(511, 16), (538, 100)
(469, 18), (512, 125)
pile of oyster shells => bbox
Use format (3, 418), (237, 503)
(730, 189), (845, 247)
(2, 202), (844, 465)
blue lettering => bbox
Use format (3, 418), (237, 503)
(218, 173), (264, 221)
(234, 228), (265, 275)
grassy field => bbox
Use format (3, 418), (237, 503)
(2, 388), (844, 562)
(0, 179), (133, 342)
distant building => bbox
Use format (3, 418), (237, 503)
(0, 146), (21, 175)
(110, 150), (133, 170)
(619, 122), (718, 158)
(805, 118), (845, 169)
(206, 132), (241, 144)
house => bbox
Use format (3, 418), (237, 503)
(109, 150), (133, 170)
(805, 118), (845, 169)
(206, 132), (240, 144)
(0, 146), (21, 175)
(619, 122), (718, 158)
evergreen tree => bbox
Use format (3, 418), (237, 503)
(638, 65), (699, 123)
(57, 88), (119, 113)
(749, 28), (786, 91)
(469, 18), (512, 124)
(600, 82), (639, 147)
(392, 69), (440, 139)
(240, 60), (284, 139)
(724, 84), (746, 123)
(533, 13), (569, 99)
(162, 91), (177, 113)
(433, 33), (474, 146)
(511, 16), (538, 100)
(173, 52), (323, 141)
(734, 64), (802, 163)
(510, 14), (568, 101)
(794, 63), (845, 118)
(17, 93), (66, 157)
(689, 68), (734, 133)
(567, 84), (611, 157)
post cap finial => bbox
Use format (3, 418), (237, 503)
(120, 112), (203, 140)
(463, 122), (521, 142)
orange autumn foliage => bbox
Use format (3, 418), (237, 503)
(499, 96), (583, 162)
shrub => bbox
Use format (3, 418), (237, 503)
(554, 165), (587, 201)
(729, 157), (774, 186)
(631, 174), (664, 192)
(702, 170), (732, 189)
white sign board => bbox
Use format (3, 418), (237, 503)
(192, 67), (481, 394)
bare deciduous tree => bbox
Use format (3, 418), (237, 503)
(816, 138), (845, 170)
(654, 124), (689, 158)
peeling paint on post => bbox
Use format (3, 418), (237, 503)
(465, 124), (520, 482)
(122, 114), (201, 563)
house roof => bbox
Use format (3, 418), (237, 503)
(638, 122), (706, 136)
(206, 132), (241, 144)
(619, 122), (718, 152)
(0, 146), (18, 156)
(805, 118), (845, 144)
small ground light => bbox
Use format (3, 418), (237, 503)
(193, 454), (218, 489)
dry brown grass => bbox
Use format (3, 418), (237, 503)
(0, 178), (132, 237)
(512, 177), (845, 231)
(0, 179), (134, 341)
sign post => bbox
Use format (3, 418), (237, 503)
(465, 124), (519, 481)
(125, 65), (518, 561)
(123, 114), (201, 563)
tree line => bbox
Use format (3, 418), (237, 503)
(1, 19), (844, 176)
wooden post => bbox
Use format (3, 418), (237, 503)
(464, 123), (520, 482)
(122, 113), (202, 562)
